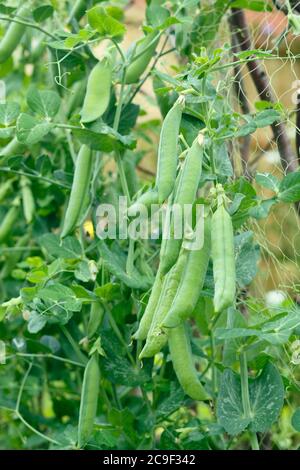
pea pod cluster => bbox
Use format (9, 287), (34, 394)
(133, 131), (216, 401)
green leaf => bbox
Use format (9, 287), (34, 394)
(248, 363), (284, 433)
(16, 113), (53, 144)
(291, 408), (300, 432)
(0, 102), (20, 125)
(39, 234), (82, 259)
(27, 87), (61, 118)
(74, 260), (92, 282)
(255, 173), (279, 193)
(235, 231), (260, 287)
(38, 283), (82, 312)
(94, 283), (122, 301)
(74, 122), (136, 152)
(217, 363), (284, 436)
(87, 6), (126, 41)
(230, 1), (272, 12)
(253, 109), (280, 128)
(278, 172), (300, 203)
(0, 3), (16, 14)
(28, 310), (47, 334)
(98, 240), (151, 290)
(156, 383), (185, 420)
(249, 198), (276, 220)
(32, 4), (54, 22)
(217, 368), (250, 435)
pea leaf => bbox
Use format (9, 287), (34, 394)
(38, 283), (82, 312)
(235, 231), (260, 287)
(255, 173), (279, 193)
(87, 6), (126, 41)
(27, 87), (61, 119)
(33, 4), (54, 22)
(16, 113), (53, 144)
(0, 102), (20, 125)
(217, 363), (284, 435)
(74, 122), (136, 152)
(278, 172), (300, 203)
(291, 408), (300, 432)
(39, 234), (82, 259)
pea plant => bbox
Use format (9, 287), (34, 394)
(1, 0), (300, 451)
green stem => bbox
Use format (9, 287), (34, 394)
(210, 332), (217, 399)
(240, 352), (260, 451)
(0, 167), (70, 188)
(126, 237), (135, 276)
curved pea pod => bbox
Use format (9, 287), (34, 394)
(0, 6), (29, 63)
(87, 302), (104, 339)
(81, 56), (112, 123)
(61, 145), (93, 238)
(211, 204), (236, 313)
(155, 96), (185, 204)
(0, 201), (19, 244)
(159, 134), (204, 275)
(77, 353), (100, 448)
(125, 33), (159, 84)
(133, 272), (163, 341)
(163, 216), (211, 328)
(168, 324), (209, 401)
(21, 176), (35, 224)
(139, 250), (187, 359)
(0, 137), (26, 157)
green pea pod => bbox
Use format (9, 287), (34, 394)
(139, 250), (187, 359)
(0, 179), (14, 203)
(211, 204), (236, 313)
(125, 33), (159, 84)
(61, 145), (93, 238)
(0, 232), (30, 279)
(81, 57), (112, 124)
(77, 353), (100, 448)
(128, 189), (159, 215)
(133, 272), (163, 341)
(159, 134), (204, 275)
(66, 79), (87, 118)
(123, 154), (139, 198)
(87, 302), (104, 339)
(0, 137), (26, 157)
(168, 324), (209, 401)
(155, 96), (185, 204)
(0, 201), (19, 244)
(163, 216), (211, 328)
(0, 6), (30, 63)
(21, 176), (35, 224)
